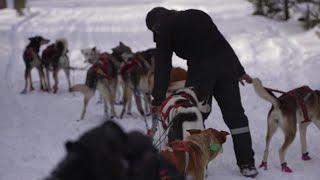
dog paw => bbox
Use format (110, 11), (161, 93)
(20, 89), (27, 94)
(281, 163), (293, 173)
(302, 152), (312, 161)
(259, 161), (268, 170)
(124, 112), (136, 118)
(114, 101), (123, 105)
(96, 100), (103, 104)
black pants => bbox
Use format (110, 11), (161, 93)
(185, 59), (255, 167)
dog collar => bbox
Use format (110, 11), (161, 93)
(209, 143), (220, 152)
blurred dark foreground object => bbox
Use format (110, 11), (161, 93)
(44, 121), (184, 180)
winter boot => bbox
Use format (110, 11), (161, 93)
(240, 164), (258, 178)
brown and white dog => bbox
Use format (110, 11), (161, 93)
(41, 38), (71, 93)
(161, 128), (229, 180)
(166, 67), (187, 96)
(71, 50), (119, 120)
(118, 46), (187, 118)
(21, 36), (50, 94)
(252, 78), (320, 172)
(119, 50), (154, 118)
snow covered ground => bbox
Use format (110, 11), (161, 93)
(0, 0), (320, 179)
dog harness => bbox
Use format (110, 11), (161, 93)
(42, 44), (57, 63)
(265, 86), (314, 123)
(160, 91), (197, 129)
(93, 52), (112, 80)
(165, 141), (191, 174)
(120, 57), (143, 78)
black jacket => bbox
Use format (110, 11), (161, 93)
(151, 9), (245, 106)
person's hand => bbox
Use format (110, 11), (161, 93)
(239, 73), (253, 86)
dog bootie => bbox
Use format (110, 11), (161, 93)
(240, 164), (258, 178)
(281, 162), (293, 173)
(302, 152), (312, 161)
(259, 161), (268, 170)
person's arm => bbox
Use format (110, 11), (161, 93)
(216, 30), (246, 78)
(151, 25), (173, 106)
(233, 54), (246, 78)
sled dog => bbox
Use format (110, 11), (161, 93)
(71, 50), (119, 120)
(22, 36), (50, 94)
(252, 78), (320, 172)
(161, 128), (229, 180)
(41, 38), (71, 93)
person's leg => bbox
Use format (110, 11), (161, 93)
(212, 76), (256, 171)
(185, 61), (214, 121)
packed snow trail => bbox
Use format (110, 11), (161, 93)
(0, 0), (320, 179)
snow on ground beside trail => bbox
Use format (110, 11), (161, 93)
(0, 0), (320, 179)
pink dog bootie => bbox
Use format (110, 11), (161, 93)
(281, 162), (293, 173)
(302, 152), (312, 161)
(259, 161), (268, 170)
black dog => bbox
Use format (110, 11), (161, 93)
(22, 36), (50, 94)
(45, 121), (183, 180)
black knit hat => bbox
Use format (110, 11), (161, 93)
(146, 7), (173, 30)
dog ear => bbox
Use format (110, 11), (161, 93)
(216, 131), (230, 144)
(119, 41), (124, 46)
(220, 131), (230, 136)
(187, 129), (202, 135)
(92, 47), (96, 51)
(28, 37), (35, 41)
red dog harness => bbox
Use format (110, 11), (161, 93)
(166, 141), (191, 172)
(120, 58), (142, 78)
(42, 44), (57, 62)
(159, 91), (197, 129)
(93, 52), (112, 80)
(265, 86), (314, 123)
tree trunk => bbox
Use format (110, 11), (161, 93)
(284, 0), (290, 20)
(254, 0), (265, 15)
(14, 0), (25, 16)
(305, 4), (311, 29)
(0, 0), (7, 9)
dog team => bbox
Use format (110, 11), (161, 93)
(23, 35), (320, 179)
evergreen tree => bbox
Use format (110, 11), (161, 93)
(0, 0), (7, 9)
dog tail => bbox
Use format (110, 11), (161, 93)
(177, 107), (204, 140)
(56, 38), (68, 54)
(252, 78), (280, 108)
